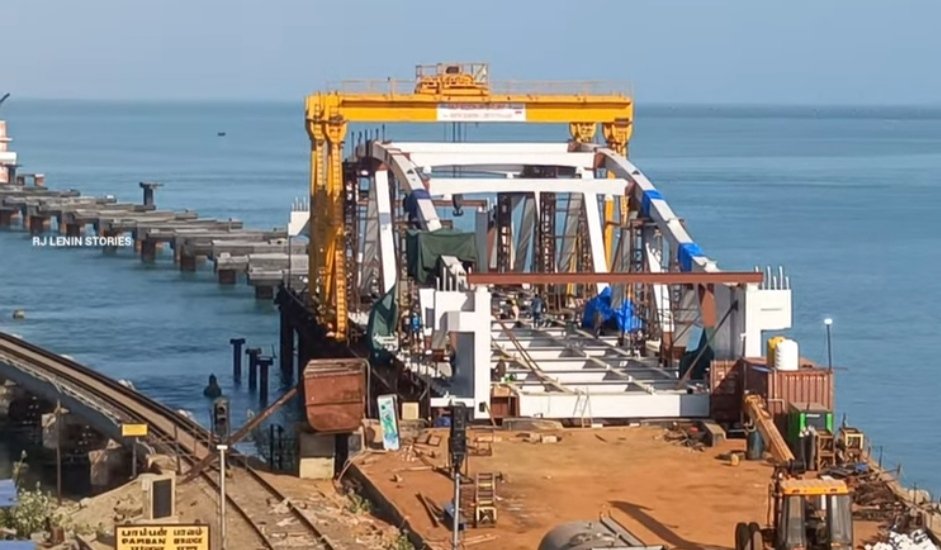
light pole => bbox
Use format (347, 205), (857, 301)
(824, 318), (833, 371)
(217, 444), (228, 549)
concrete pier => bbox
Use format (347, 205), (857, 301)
(257, 355), (272, 404)
(3, 180), (304, 310)
(139, 181), (161, 207)
(246, 348), (261, 391)
(229, 338), (245, 383)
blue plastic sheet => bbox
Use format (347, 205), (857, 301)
(641, 189), (663, 217)
(581, 287), (644, 332)
(0, 478), (16, 507)
(677, 242), (704, 272)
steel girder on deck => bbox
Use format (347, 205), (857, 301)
(340, 139), (792, 421)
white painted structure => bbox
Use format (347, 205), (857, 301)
(0, 121), (16, 184)
(296, 141), (794, 420)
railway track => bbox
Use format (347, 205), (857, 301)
(0, 332), (336, 550)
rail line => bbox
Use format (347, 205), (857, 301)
(0, 331), (336, 550)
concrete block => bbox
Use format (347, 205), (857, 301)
(402, 402), (420, 421)
(540, 434), (559, 444)
(503, 418), (564, 432)
(297, 431), (335, 480)
(89, 440), (127, 490)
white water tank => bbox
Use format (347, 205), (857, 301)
(774, 338), (799, 371)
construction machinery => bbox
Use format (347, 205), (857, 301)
(538, 513), (665, 550)
(737, 394), (854, 550)
(735, 476), (854, 550)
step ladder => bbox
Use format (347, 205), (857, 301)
(574, 388), (593, 428)
(474, 472), (498, 528)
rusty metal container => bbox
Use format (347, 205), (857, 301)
(743, 359), (834, 433)
(708, 359), (742, 422)
(302, 358), (367, 433)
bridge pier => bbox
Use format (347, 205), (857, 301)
(217, 268), (237, 285)
(140, 238), (158, 263)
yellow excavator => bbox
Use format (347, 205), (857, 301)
(734, 395), (854, 550)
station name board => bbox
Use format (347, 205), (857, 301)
(115, 524), (209, 550)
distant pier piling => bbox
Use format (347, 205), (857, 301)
(229, 338), (246, 383)
(246, 348), (261, 391)
(1, 183), (307, 300)
(257, 355), (272, 404)
(140, 181), (161, 207)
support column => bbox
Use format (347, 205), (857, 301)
(140, 239), (157, 263)
(254, 285), (274, 300)
(257, 356), (272, 405)
(28, 216), (49, 235)
(65, 223), (83, 238)
(218, 269), (237, 285)
(229, 338), (245, 383)
(279, 310), (294, 383)
(246, 348), (261, 391)
(140, 181), (161, 207)
(179, 252), (198, 272)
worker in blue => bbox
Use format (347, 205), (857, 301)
(531, 294), (545, 328)
(409, 308), (423, 351)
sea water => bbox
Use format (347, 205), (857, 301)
(0, 100), (939, 493)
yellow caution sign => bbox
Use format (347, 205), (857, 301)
(115, 524), (210, 550)
(121, 423), (149, 438)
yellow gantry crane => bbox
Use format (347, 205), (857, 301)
(305, 62), (634, 341)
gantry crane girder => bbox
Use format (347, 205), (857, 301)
(304, 62), (634, 341)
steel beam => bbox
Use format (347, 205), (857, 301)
(467, 271), (763, 286)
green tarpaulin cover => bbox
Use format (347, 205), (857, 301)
(405, 229), (478, 285)
(367, 283), (398, 359)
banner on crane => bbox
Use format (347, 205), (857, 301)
(436, 103), (526, 122)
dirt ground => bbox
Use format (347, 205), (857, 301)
(353, 425), (884, 550)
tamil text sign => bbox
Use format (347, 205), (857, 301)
(115, 524), (209, 550)
(436, 103), (526, 122)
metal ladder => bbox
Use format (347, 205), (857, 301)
(574, 388), (593, 428)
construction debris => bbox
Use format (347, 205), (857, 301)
(865, 530), (939, 550)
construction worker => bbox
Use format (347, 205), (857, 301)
(509, 299), (520, 321)
(531, 294), (545, 328)
(409, 308), (423, 350)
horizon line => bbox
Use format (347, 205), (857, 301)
(4, 95), (941, 110)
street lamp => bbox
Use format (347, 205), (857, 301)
(216, 444), (228, 549)
(824, 318), (833, 371)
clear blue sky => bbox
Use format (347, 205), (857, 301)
(4, 0), (940, 105)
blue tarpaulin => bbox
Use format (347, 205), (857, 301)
(0, 478), (16, 507)
(641, 189), (663, 217)
(0, 542), (36, 549)
(581, 287), (644, 332)
(677, 242), (704, 272)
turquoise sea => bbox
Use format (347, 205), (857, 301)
(0, 100), (940, 493)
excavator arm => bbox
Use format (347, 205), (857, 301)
(744, 394), (795, 465)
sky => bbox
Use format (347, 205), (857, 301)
(2, 0), (941, 105)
